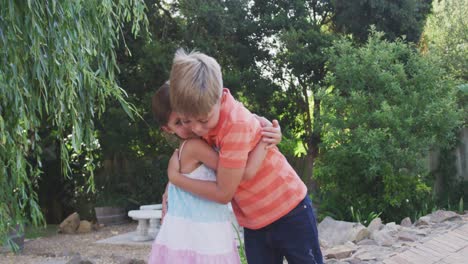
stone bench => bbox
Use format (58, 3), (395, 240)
(140, 204), (163, 210)
(128, 209), (162, 241)
(140, 203), (163, 240)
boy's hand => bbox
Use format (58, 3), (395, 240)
(167, 149), (181, 183)
(253, 115), (282, 148)
(261, 119), (281, 149)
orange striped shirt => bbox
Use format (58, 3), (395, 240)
(203, 89), (307, 229)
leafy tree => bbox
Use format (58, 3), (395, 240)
(422, 0), (467, 206)
(250, 0), (336, 191)
(315, 31), (463, 222)
(248, 1), (435, 194)
(0, 0), (147, 247)
(175, 0), (279, 115)
(331, 0), (433, 43)
(423, 0), (467, 81)
(87, 0), (278, 212)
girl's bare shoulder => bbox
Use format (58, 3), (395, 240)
(179, 138), (209, 158)
(183, 138), (210, 149)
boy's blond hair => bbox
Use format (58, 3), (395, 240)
(169, 49), (223, 117)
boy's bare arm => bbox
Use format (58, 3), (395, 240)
(168, 119), (281, 202)
(244, 119), (281, 180)
(243, 141), (269, 180)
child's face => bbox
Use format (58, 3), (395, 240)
(180, 101), (221, 137)
(163, 112), (197, 139)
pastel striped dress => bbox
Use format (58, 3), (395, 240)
(148, 143), (241, 264)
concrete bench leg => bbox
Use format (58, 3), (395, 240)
(148, 218), (160, 238)
(132, 219), (152, 242)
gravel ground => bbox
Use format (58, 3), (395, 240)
(0, 222), (151, 264)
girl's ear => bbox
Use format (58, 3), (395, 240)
(162, 126), (174, 134)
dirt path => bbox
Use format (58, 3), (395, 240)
(0, 223), (151, 264)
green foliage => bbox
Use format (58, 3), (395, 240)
(422, 0), (467, 213)
(315, 31), (463, 222)
(464, 182), (468, 211)
(175, 0), (279, 116)
(24, 224), (57, 240)
(90, 116), (172, 209)
(349, 206), (381, 226)
(456, 84), (468, 126)
(0, 0), (147, 247)
(424, 0), (468, 81)
(232, 224), (247, 264)
(89, 0), (284, 213)
(432, 146), (464, 208)
(249, 0), (337, 190)
(332, 0), (432, 43)
(459, 197), (464, 214)
(124, 155), (171, 207)
(413, 199), (438, 221)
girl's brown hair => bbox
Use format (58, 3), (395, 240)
(151, 81), (171, 126)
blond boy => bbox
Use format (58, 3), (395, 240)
(167, 49), (323, 264)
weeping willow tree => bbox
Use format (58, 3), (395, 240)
(0, 0), (147, 247)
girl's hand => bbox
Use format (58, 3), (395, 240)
(167, 149), (180, 183)
(161, 187), (169, 224)
(261, 119), (281, 149)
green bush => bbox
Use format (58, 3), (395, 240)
(315, 30), (463, 222)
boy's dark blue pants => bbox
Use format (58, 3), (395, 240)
(244, 196), (323, 264)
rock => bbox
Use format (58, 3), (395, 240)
(415, 216), (430, 226)
(353, 245), (394, 261)
(77, 220), (93, 234)
(320, 238), (332, 249)
(345, 258), (367, 264)
(324, 242), (358, 260)
(397, 231), (419, 242)
(428, 210), (462, 223)
(353, 227), (370, 243)
(400, 217), (412, 227)
(367, 218), (382, 234)
(384, 222), (400, 234)
(59, 212), (80, 234)
(412, 228), (428, 237)
(371, 229), (396, 246)
(356, 239), (377, 246)
(370, 222), (399, 245)
(353, 251), (377, 261)
(319, 217), (370, 247)
(324, 259), (349, 264)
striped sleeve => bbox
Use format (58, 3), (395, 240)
(218, 122), (255, 169)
